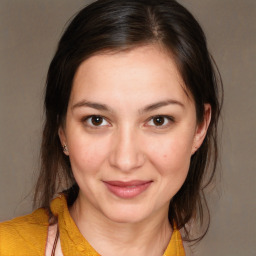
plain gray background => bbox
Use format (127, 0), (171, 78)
(0, 1), (255, 255)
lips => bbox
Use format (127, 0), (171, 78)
(103, 180), (152, 199)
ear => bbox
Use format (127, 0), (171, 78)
(191, 104), (211, 155)
(58, 126), (69, 155)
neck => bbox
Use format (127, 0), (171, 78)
(69, 194), (172, 256)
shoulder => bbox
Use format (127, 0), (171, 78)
(0, 208), (49, 255)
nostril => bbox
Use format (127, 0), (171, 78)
(108, 130), (145, 171)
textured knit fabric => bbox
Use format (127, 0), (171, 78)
(0, 195), (185, 256)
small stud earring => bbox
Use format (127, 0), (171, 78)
(63, 145), (68, 153)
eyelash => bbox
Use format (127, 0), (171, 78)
(146, 115), (175, 128)
(82, 115), (175, 128)
(82, 115), (110, 128)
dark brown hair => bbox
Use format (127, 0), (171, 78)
(34, 0), (222, 241)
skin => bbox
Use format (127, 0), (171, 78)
(59, 45), (211, 256)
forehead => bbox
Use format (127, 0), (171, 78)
(70, 45), (192, 107)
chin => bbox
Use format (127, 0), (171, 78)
(106, 213), (146, 224)
(102, 204), (154, 224)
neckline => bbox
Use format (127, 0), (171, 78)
(50, 194), (185, 256)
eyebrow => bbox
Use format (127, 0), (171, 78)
(71, 100), (112, 112)
(71, 99), (184, 113)
(139, 99), (184, 114)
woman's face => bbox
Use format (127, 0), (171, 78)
(59, 45), (210, 224)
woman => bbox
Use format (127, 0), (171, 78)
(0, 0), (222, 255)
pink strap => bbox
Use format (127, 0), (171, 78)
(45, 223), (63, 256)
(51, 226), (59, 256)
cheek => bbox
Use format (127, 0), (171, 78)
(67, 132), (110, 175)
(147, 133), (194, 177)
(153, 137), (193, 199)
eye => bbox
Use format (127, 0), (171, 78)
(84, 115), (110, 127)
(146, 115), (174, 127)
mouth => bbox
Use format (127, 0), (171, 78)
(103, 180), (153, 199)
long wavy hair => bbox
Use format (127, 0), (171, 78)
(34, 0), (222, 242)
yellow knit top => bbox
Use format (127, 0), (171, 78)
(0, 195), (185, 256)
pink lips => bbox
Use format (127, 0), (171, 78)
(103, 180), (152, 199)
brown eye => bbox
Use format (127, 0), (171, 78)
(84, 115), (109, 127)
(153, 116), (165, 126)
(146, 115), (174, 128)
(91, 116), (103, 126)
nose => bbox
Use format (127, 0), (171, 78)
(109, 126), (145, 172)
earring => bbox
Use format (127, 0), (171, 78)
(63, 145), (68, 153)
